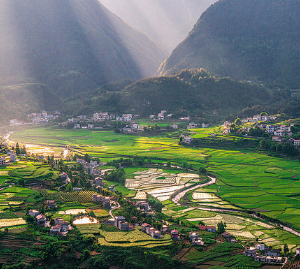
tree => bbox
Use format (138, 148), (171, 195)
(217, 221), (226, 234)
(234, 118), (242, 126)
(198, 167), (207, 175)
(284, 244), (289, 254)
(15, 143), (20, 155)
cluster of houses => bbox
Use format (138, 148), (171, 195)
(135, 200), (155, 217)
(141, 223), (166, 239)
(68, 113), (135, 125)
(187, 122), (209, 129)
(76, 159), (101, 176)
(223, 116), (300, 146)
(149, 110), (172, 121)
(115, 216), (134, 231)
(28, 208), (73, 236)
(121, 123), (144, 134)
(92, 194), (111, 209)
(0, 153), (17, 166)
(189, 231), (205, 246)
(10, 111), (60, 126)
(28, 209), (49, 227)
(244, 244), (284, 264)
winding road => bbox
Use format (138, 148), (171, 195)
(172, 175), (300, 238)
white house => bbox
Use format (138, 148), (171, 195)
(182, 136), (193, 144)
(296, 248), (300, 255)
(74, 124), (81, 129)
(188, 122), (198, 129)
(294, 140), (300, 146)
(255, 244), (265, 251)
(122, 114), (132, 122)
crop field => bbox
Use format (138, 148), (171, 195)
(98, 229), (172, 248)
(0, 187), (35, 206)
(0, 161), (59, 184)
(12, 128), (206, 164)
(126, 169), (201, 201)
(0, 218), (26, 228)
(39, 190), (97, 203)
(162, 199), (300, 250)
(10, 127), (300, 247)
(76, 223), (101, 234)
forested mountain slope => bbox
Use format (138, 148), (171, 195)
(160, 0), (300, 88)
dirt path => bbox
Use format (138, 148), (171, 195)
(172, 176), (216, 205)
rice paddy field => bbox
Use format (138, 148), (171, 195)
(126, 168), (202, 201)
(10, 127), (300, 249)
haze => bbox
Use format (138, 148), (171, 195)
(99, 0), (218, 52)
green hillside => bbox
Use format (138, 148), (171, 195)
(61, 69), (288, 118)
(160, 0), (300, 88)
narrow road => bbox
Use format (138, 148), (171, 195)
(109, 203), (120, 219)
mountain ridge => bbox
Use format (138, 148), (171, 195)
(159, 0), (300, 88)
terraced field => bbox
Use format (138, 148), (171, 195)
(126, 169), (202, 201)
(98, 229), (172, 248)
(10, 127), (300, 248)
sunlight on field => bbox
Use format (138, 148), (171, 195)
(58, 209), (87, 215)
(73, 216), (98, 225)
(0, 218), (26, 228)
(126, 169), (200, 201)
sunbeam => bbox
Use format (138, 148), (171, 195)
(99, 0), (218, 52)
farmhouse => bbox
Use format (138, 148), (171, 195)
(36, 214), (46, 226)
(192, 238), (204, 246)
(182, 136), (193, 144)
(50, 225), (61, 235)
(141, 223), (151, 233)
(244, 247), (257, 257)
(10, 154), (16, 162)
(294, 140), (300, 147)
(198, 225), (216, 233)
(102, 197), (111, 209)
(171, 229), (180, 240)
(254, 255), (266, 262)
(189, 232), (198, 241)
(265, 256), (284, 264)
(265, 248), (280, 257)
(92, 194), (102, 203)
(28, 210), (40, 217)
(223, 127), (231, 134)
(46, 200), (57, 209)
(255, 244), (265, 251)
(152, 230), (161, 239)
(188, 122), (198, 129)
(296, 248), (300, 255)
(0, 157), (6, 166)
(221, 232), (234, 242)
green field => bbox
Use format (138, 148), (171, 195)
(11, 127), (300, 241)
(98, 228), (173, 248)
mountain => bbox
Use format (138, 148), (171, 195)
(61, 69), (289, 120)
(159, 0), (300, 88)
(99, 0), (217, 52)
(0, 0), (167, 98)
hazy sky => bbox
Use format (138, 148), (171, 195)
(99, 0), (218, 52)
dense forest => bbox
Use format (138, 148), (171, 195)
(60, 69), (293, 119)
